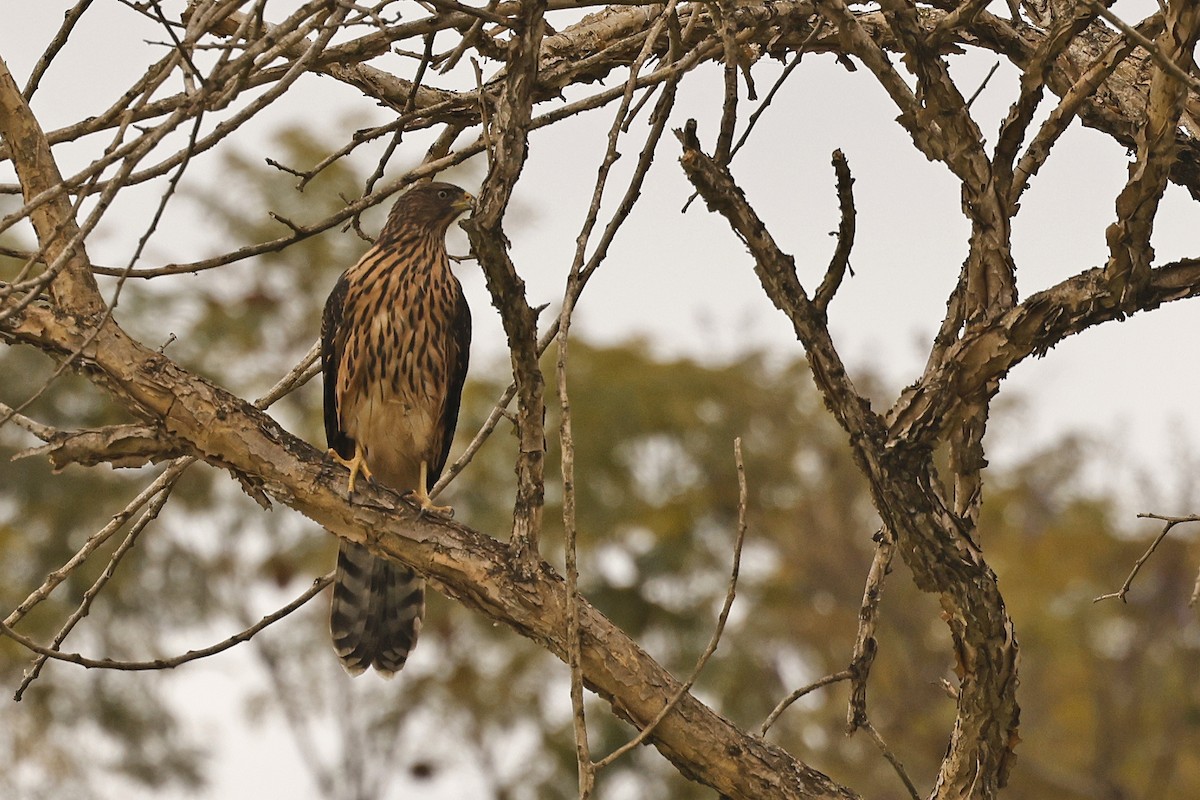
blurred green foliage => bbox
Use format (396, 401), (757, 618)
(2, 128), (1199, 800)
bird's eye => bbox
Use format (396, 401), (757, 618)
(437, 189), (450, 199)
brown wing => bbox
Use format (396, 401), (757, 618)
(321, 270), (355, 461)
(427, 280), (471, 489)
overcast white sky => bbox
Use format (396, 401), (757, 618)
(4, 1), (1200, 797)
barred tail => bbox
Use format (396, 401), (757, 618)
(329, 540), (425, 677)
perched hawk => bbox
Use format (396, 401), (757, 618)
(321, 182), (474, 676)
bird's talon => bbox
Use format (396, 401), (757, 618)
(405, 489), (454, 518)
(328, 446), (372, 494)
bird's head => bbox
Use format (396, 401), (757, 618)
(380, 182), (475, 242)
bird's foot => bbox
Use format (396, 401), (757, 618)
(407, 485), (454, 519)
(408, 488), (454, 518)
(328, 447), (372, 494)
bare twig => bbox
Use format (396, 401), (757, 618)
(149, 0), (208, 88)
(23, 0), (96, 99)
(1090, 1), (1200, 93)
(594, 437), (750, 769)
(0, 574), (333, 675)
(558, 244), (593, 799)
(1094, 513), (1200, 603)
(551, 6), (686, 786)
(437, 0), (499, 73)
(2, 458), (194, 630)
(0, 401), (57, 440)
(964, 60), (1000, 108)
(2, 342), (319, 631)
(726, 17), (824, 164)
(760, 528), (893, 738)
(14, 476), (176, 698)
(760, 670), (854, 736)
(862, 720), (921, 800)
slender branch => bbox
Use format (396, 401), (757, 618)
(1090, 1), (1200, 92)
(760, 670), (854, 736)
(992, 2), (1100, 199)
(595, 437), (750, 770)
(964, 60), (1000, 109)
(14, 476), (176, 698)
(862, 721), (922, 800)
(2, 459), (193, 629)
(2, 342), (319, 629)
(558, 242), (593, 800)
(553, 9), (684, 787)
(1094, 513), (1200, 603)
(0, 401), (57, 440)
(1010, 13), (1165, 210)
(725, 17), (825, 165)
(22, 0), (96, 99)
(846, 528), (895, 734)
(0, 574), (333, 673)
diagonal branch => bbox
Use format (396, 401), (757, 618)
(1009, 13), (1165, 210)
(1094, 513), (1200, 603)
(886, 258), (1200, 449)
(992, 1), (1103, 204)
(0, 289), (859, 800)
(0, 55), (103, 316)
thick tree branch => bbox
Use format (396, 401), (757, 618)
(1009, 13), (1165, 210)
(886, 257), (1200, 448)
(678, 126), (1020, 798)
(0, 296), (858, 800)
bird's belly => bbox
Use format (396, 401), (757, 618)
(347, 386), (439, 491)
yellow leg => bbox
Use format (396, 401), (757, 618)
(328, 444), (372, 494)
(410, 460), (453, 517)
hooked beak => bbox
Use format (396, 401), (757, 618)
(453, 193), (476, 215)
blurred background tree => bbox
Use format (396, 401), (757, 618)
(3, 126), (1198, 800)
